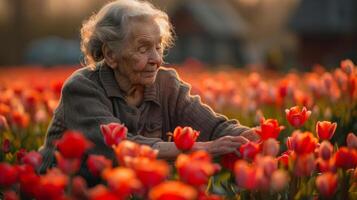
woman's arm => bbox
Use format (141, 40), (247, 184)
(167, 69), (260, 143)
(153, 135), (250, 160)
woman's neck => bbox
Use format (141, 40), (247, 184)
(113, 70), (144, 106)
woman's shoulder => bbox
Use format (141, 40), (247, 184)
(156, 67), (181, 85)
(62, 66), (101, 93)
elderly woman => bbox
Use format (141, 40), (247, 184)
(39, 0), (258, 184)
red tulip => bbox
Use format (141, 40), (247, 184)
(347, 132), (357, 149)
(100, 122), (127, 147)
(239, 141), (260, 160)
(316, 172), (338, 196)
(255, 118), (284, 140)
(291, 131), (318, 155)
(56, 131), (92, 159)
(149, 181), (198, 200)
(3, 190), (19, 200)
(2, 138), (10, 153)
(334, 147), (357, 170)
(102, 167), (142, 199)
(35, 168), (68, 200)
(19, 171), (40, 198)
(55, 152), (81, 175)
(285, 106), (311, 128)
(132, 157), (169, 188)
(316, 121), (337, 140)
(0, 163), (18, 187)
(16, 148), (27, 163)
(315, 157), (336, 173)
(72, 176), (88, 200)
(234, 160), (257, 190)
(176, 151), (218, 186)
(21, 151), (43, 169)
(173, 126), (200, 151)
(87, 155), (112, 177)
(220, 152), (240, 171)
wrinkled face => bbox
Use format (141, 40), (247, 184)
(116, 18), (164, 86)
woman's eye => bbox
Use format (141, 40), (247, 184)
(138, 46), (147, 53)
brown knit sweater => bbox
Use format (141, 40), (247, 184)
(38, 62), (251, 183)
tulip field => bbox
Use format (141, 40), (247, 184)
(0, 60), (357, 199)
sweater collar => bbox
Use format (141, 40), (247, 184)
(98, 62), (160, 106)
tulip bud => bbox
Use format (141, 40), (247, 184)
(21, 151), (43, 169)
(294, 154), (315, 177)
(316, 121), (337, 141)
(100, 122), (127, 147)
(173, 126), (199, 151)
(319, 141), (333, 160)
(347, 132), (357, 149)
(234, 160), (257, 190)
(87, 155), (112, 177)
(285, 106), (311, 128)
(316, 172), (338, 196)
(262, 138), (280, 157)
(270, 169), (289, 191)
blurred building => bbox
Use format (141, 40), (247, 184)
(0, 0), (356, 69)
(290, 0), (357, 68)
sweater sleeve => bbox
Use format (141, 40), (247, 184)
(167, 70), (251, 141)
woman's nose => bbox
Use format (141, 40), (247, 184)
(149, 49), (163, 65)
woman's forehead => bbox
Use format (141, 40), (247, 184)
(127, 20), (162, 43)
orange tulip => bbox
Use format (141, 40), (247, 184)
(291, 131), (318, 155)
(132, 157), (169, 188)
(316, 172), (338, 196)
(270, 169), (289, 191)
(316, 121), (337, 140)
(255, 118), (284, 140)
(176, 151), (218, 186)
(285, 106), (311, 128)
(340, 59), (355, 76)
(149, 181), (198, 200)
(100, 122), (127, 147)
(102, 167), (142, 199)
(173, 126), (200, 151)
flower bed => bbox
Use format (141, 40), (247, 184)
(0, 60), (356, 199)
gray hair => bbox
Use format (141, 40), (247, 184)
(80, 0), (174, 68)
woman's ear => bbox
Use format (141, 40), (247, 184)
(102, 44), (118, 69)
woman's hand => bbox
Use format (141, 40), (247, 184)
(194, 135), (249, 157)
(240, 129), (261, 142)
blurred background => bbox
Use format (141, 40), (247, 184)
(0, 0), (357, 70)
